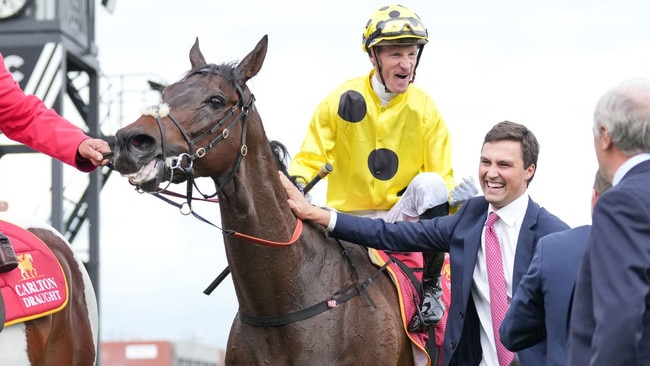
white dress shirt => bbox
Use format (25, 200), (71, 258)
(474, 193), (529, 366)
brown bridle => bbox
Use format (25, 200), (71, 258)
(142, 65), (303, 248)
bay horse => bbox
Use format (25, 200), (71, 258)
(110, 36), (418, 365)
(0, 215), (98, 365)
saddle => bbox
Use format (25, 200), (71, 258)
(368, 248), (431, 366)
(0, 220), (69, 332)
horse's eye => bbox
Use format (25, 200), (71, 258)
(209, 96), (226, 109)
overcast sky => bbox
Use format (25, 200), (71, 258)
(3, 0), (650, 353)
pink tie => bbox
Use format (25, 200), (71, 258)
(485, 212), (515, 366)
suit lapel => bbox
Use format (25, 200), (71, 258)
(457, 198), (489, 304)
(463, 218), (485, 296)
(512, 197), (540, 291)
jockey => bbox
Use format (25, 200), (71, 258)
(289, 4), (477, 335)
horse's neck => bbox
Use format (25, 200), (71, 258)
(216, 150), (295, 242)
(215, 142), (341, 310)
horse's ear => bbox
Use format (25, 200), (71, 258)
(236, 35), (268, 83)
(189, 37), (207, 68)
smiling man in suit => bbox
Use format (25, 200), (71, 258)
(280, 120), (569, 366)
(567, 78), (650, 365)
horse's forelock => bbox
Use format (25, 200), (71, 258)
(141, 103), (170, 118)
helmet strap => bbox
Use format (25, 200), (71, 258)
(371, 47), (391, 93)
(410, 45), (424, 84)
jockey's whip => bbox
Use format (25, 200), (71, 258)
(302, 163), (333, 195)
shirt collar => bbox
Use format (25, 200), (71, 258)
(488, 192), (529, 228)
(613, 153), (650, 186)
(371, 71), (397, 106)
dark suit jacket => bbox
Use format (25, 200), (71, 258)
(332, 195), (569, 366)
(500, 225), (590, 366)
(567, 159), (650, 365)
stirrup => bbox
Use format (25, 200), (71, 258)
(408, 301), (431, 333)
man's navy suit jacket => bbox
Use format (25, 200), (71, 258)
(500, 225), (590, 366)
(568, 160), (650, 365)
(332, 195), (569, 366)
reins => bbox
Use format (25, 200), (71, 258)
(146, 189), (304, 247)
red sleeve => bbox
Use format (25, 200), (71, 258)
(0, 53), (95, 172)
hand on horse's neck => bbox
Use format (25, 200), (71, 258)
(218, 167), (296, 236)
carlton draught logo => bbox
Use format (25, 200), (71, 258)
(18, 253), (37, 279)
(14, 253), (63, 308)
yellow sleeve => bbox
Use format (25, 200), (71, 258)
(289, 98), (336, 185)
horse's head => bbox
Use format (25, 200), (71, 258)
(111, 35), (268, 192)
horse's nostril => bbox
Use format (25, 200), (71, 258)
(130, 134), (156, 152)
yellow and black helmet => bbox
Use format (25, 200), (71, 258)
(362, 4), (428, 53)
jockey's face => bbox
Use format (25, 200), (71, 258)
(370, 44), (418, 94)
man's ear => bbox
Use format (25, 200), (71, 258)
(369, 54), (377, 68)
(600, 130), (613, 151)
(525, 163), (536, 181)
(591, 188), (599, 213)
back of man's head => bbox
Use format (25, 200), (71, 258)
(593, 78), (650, 155)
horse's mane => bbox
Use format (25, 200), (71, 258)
(270, 140), (301, 188)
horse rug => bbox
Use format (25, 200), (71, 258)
(368, 248), (430, 366)
(0, 220), (69, 329)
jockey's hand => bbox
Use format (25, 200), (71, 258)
(450, 175), (478, 207)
